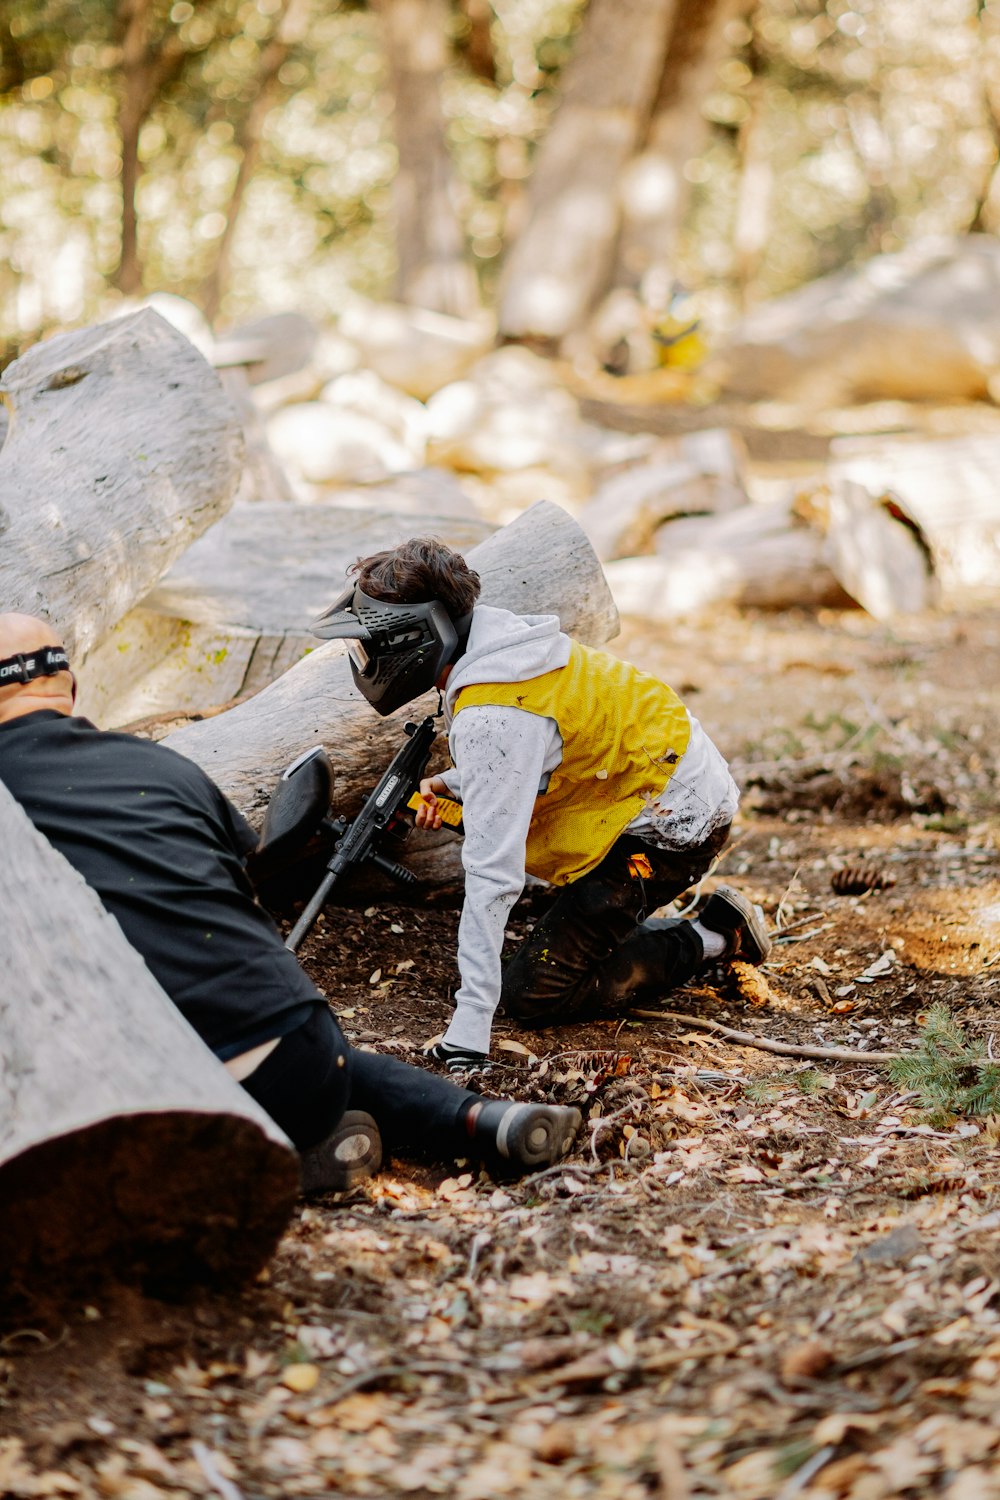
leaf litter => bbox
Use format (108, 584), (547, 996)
(2, 606), (1000, 1497)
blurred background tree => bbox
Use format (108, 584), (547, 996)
(1, 0), (998, 358)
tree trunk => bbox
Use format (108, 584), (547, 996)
(0, 309), (245, 661)
(614, 0), (745, 304)
(497, 0), (680, 345)
(376, 0), (481, 317)
(0, 785), (298, 1310)
(116, 0), (150, 295)
(201, 0), (310, 324)
(161, 500), (619, 822)
(115, 0), (191, 294)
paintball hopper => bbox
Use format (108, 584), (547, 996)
(257, 745), (335, 863)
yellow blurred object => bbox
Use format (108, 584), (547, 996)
(281, 1362), (320, 1393)
(628, 852), (654, 880)
(651, 315), (707, 371)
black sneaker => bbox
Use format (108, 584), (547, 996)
(466, 1101), (582, 1179)
(698, 885), (771, 965)
(299, 1111), (383, 1194)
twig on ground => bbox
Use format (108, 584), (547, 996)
(192, 1443), (247, 1500)
(630, 1010), (902, 1063)
(304, 1359), (478, 1414)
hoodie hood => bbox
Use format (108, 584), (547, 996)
(443, 605), (571, 717)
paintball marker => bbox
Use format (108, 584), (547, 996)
(258, 716), (456, 953)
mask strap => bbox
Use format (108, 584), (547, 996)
(0, 645), (73, 689)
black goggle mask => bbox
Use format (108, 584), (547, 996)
(311, 584), (471, 717)
(0, 645), (76, 700)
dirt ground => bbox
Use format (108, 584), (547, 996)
(3, 602), (1000, 1500)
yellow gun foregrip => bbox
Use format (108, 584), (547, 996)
(407, 791), (464, 828)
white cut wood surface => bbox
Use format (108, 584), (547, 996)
(0, 309), (244, 659)
(828, 432), (1000, 600)
(162, 500), (619, 821)
(824, 480), (936, 619)
(0, 784), (297, 1300)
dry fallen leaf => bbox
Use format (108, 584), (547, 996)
(497, 1039), (538, 1060)
(280, 1363), (321, 1393)
(781, 1339), (834, 1383)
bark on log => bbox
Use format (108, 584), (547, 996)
(0, 308), (244, 660)
(0, 785), (298, 1309)
(162, 500), (619, 824)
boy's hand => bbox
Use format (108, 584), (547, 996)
(413, 775), (450, 830)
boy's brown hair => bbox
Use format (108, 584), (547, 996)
(351, 538), (481, 619)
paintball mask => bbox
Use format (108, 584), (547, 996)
(312, 584), (471, 717)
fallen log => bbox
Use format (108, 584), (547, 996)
(604, 498), (853, 619)
(0, 784), (298, 1310)
(76, 505), (496, 727)
(828, 432), (1000, 604)
(162, 500), (619, 828)
(577, 428), (749, 561)
(0, 309), (244, 659)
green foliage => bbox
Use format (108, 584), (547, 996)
(889, 1004), (1000, 1122)
(743, 1077), (781, 1105)
(794, 1068), (826, 1095)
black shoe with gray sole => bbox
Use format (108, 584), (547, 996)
(698, 885), (771, 965)
(467, 1101), (582, 1179)
(299, 1110), (383, 1194)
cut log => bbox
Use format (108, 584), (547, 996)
(827, 433), (1000, 604)
(76, 505), (496, 727)
(162, 500), (619, 824)
(0, 309), (244, 660)
(604, 500), (854, 619)
(0, 784), (298, 1310)
(577, 428), (748, 560)
(823, 479), (936, 619)
(716, 235), (1000, 406)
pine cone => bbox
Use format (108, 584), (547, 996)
(831, 864), (896, 896)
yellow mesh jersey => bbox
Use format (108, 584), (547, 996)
(454, 642), (691, 885)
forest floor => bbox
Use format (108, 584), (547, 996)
(3, 603), (1000, 1500)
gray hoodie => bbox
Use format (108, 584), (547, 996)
(437, 605), (738, 1054)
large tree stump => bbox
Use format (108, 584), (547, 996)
(0, 785), (298, 1310)
(162, 500), (619, 824)
(0, 309), (244, 660)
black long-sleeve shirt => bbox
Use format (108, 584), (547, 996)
(0, 711), (319, 1058)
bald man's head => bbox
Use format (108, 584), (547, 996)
(0, 613), (76, 724)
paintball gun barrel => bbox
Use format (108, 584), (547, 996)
(258, 716), (443, 954)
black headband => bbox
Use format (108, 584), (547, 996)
(0, 645), (72, 688)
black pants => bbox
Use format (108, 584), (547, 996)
(502, 826), (730, 1029)
(241, 1004), (479, 1153)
